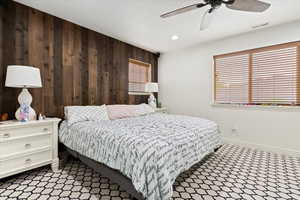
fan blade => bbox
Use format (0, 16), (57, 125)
(226, 0), (271, 12)
(161, 3), (207, 18)
(200, 9), (216, 31)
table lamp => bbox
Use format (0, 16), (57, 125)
(145, 82), (158, 108)
(5, 65), (42, 121)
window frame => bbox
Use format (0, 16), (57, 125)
(128, 58), (152, 95)
(213, 41), (300, 107)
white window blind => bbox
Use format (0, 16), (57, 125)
(252, 47), (298, 105)
(215, 54), (249, 104)
(214, 42), (300, 106)
(128, 59), (151, 93)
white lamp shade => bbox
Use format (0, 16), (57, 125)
(5, 65), (42, 88)
(145, 82), (159, 93)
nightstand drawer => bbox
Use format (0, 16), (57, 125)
(0, 125), (52, 140)
(0, 150), (52, 175)
(0, 134), (51, 156)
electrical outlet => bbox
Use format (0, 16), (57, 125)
(231, 126), (238, 136)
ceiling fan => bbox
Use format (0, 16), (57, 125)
(160, 0), (271, 31)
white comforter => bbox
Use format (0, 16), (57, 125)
(59, 113), (221, 200)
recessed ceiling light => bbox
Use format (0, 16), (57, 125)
(171, 35), (179, 40)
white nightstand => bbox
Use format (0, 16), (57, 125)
(0, 118), (61, 179)
(155, 107), (168, 114)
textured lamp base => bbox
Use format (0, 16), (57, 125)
(148, 93), (157, 108)
(15, 88), (37, 121)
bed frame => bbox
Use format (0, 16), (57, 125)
(64, 145), (222, 200)
(65, 146), (144, 200)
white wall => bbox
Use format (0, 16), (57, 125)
(159, 21), (300, 157)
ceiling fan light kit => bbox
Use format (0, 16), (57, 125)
(161, 0), (271, 31)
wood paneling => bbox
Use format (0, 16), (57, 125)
(1, 2), (18, 118)
(0, 2), (158, 118)
(0, 6), (3, 113)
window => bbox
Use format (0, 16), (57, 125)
(128, 59), (151, 94)
(214, 42), (300, 106)
(215, 54), (249, 104)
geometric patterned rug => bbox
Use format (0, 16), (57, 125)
(0, 144), (299, 200)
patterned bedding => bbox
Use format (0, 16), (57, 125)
(59, 113), (221, 200)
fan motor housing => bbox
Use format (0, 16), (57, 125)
(204, 0), (235, 7)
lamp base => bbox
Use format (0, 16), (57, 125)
(15, 88), (37, 121)
(148, 93), (157, 108)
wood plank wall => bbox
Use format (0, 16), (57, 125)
(0, 2), (158, 118)
(0, 6), (3, 114)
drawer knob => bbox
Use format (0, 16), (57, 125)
(43, 128), (49, 132)
(25, 159), (32, 164)
(3, 133), (10, 138)
(25, 144), (32, 149)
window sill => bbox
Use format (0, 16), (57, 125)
(128, 92), (151, 96)
(211, 103), (300, 112)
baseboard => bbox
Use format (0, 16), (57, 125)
(223, 137), (300, 158)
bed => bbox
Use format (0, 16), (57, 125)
(59, 112), (221, 200)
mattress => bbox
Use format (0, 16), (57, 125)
(59, 113), (221, 200)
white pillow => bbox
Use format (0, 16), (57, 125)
(134, 103), (155, 116)
(64, 105), (109, 126)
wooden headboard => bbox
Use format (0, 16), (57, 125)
(0, 2), (158, 118)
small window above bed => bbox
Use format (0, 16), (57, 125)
(128, 59), (151, 95)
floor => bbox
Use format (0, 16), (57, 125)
(0, 144), (299, 200)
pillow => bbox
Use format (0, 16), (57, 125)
(106, 104), (155, 120)
(106, 105), (137, 120)
(135, 103), (155, 116)
(64, 105), (109, 126)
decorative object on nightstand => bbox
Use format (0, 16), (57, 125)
(5, 65), (42, 121)
(38, 113), (46, 121)
(155, 107), (168, 114)
(0, 113), (9, 121)
(145, 82), (159, 108)
(0, 118), (61, 179)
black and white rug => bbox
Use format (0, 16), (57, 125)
(0, 144), (299, 200)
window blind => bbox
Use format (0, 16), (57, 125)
(215, 54), (249, 104)
(128, 59), (151, 93)
(252, 47), (298, 105)
(214, 42), (300, 106)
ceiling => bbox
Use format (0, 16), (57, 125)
(14, 0), (300, 53)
